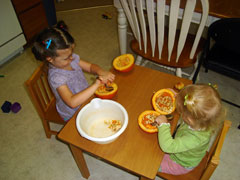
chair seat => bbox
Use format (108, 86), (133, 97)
(131, 30), (205, 68)
(157, 152), (208, 180)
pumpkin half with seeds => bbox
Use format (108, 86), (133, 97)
(95, 83), (118, 99)
(152, 89), (176, 115)
(138, 110), (160, 133)
(113, 54), (134, 72)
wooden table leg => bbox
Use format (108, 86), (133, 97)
(69, 144), (90, 179)
(139, 176), (152, 180)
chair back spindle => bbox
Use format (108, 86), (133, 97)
(25, 63), (65, 138)
(168, 0), (180, 61)
(157, 0), (165, 59)
(190, 0), (209, 59)
(136, 0), (147, 53)
(146, 0), (156, 57)
(177, 0), (195, 62)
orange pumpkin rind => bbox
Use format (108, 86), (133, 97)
(174, 82), (184, 90)
(152, 89), (176, 115)
(138, 110), (161, 133)
(113, 54), (134, 72)
(95, 83), (118, 99)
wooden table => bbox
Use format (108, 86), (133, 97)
(58, 65), (192, 179)
(166, 0), (240, 18)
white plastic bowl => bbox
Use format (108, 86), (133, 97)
(76, 98), (128, 144)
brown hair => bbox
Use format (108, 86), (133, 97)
(176, 84), (224, 132)
(32, 21), (74, 61)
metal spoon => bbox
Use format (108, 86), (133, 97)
(96, 76), (114, 92)
(105, 84), (114, 92)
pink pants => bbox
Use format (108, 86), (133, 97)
(159, 154), (193, 175)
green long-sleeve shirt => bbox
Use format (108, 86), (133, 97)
(158, 122), (211, 168)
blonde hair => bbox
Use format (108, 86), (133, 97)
(176, 84), (224, 132)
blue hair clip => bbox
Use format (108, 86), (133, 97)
(46, 39), (52, 49)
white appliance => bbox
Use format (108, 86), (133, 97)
(0, 0), (26, 66)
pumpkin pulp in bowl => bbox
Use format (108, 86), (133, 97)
(152, 89), (176, 115)
(138, 110), (160, 133)
(95, 83), (118, 99)
(113, 54), (134, 72)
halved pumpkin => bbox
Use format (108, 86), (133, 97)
(113, 54), (134, 72)
(138, 110), (160, 133)
(152, 89), (176, 115)
(95, 83), (118, 99)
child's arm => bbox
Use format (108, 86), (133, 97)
(157, 124), (210, 154)
(57, 79), (101, 108)
(79, 59), (115, 83)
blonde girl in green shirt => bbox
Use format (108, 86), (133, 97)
(155, 84), (224, 175)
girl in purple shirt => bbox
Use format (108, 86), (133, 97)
(32, 21), (115, 121)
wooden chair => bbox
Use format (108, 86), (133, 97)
(156, 120), (232, 180)
(25, 63), (66, 138)
(120, 0), (209, 79)
(193, 18), (240, 107)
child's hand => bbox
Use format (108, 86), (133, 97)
(94, 78), (102, 87)
(98, 71), (115, 84)
(155, 115), (168, 126)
